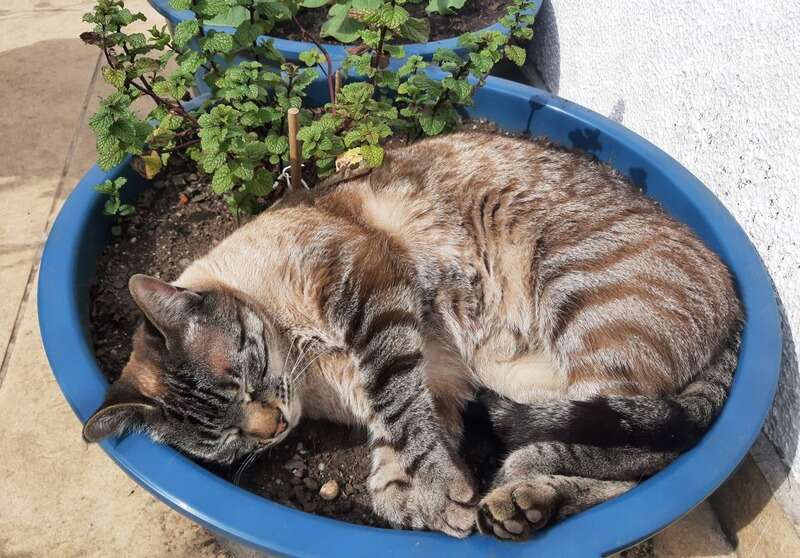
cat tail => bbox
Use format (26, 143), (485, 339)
(481, 321), (742, 453)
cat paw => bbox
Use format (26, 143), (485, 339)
(370, 447), (477, 538)
(476, 480), (561, 541)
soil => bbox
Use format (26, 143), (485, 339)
(274, 0), (510, 44)
(88, 121), (508, 527)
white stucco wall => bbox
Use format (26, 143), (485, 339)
(528, 1), (800, 483)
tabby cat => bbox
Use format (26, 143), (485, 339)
(84, 133), (742, 540)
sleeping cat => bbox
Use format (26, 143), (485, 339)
(83, 132), (742, 540)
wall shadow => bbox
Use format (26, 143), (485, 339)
(491, 0), (560, 92)
(528, 0), (561, 93)
(709, 267), (799, 550)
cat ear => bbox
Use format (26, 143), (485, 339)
(82, 380), (160, 443)
(128, 274), (202, 342)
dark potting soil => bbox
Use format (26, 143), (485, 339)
(88, 121), (508, 527)
(273, 0), (510, 44)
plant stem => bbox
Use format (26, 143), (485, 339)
(163, 138), (201, 152)
(430, 62), (470, 116)
(293, 16), (336, 104)
(101, 42), (198, 125)
(372, 0), (397, 74)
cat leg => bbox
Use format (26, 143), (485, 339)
(477, 474), (634, 540)
(321, 246), (476, 537)
(477, 442), (676, 539)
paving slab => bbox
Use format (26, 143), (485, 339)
(0, 38), (99, 381)
(0, 1), (161, 52)
(2, 2), (793, 557)
(0, 283), (229, 558)
(0, 3), (230, 556)
(711, 455), (800, 557)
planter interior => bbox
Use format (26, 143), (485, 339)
(147, 0), (543, 65)
(38, 77), (782, 557)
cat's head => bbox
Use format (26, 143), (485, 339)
(83, 274), (304, 464)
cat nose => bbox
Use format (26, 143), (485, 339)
(240, 401), (286, 440)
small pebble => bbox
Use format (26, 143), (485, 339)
(284, 459), (305, 470)
(320, 479), (340, 501)
(317, 463), (326, 472)
(292, 469), (304, 479)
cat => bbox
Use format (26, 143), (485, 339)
(83, 132), (742, 540)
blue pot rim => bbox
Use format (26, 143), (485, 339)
(38, 75), (782, 557)
(147, 0), (543, 63)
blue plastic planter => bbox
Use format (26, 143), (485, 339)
(39, 77), (781, 557)
(147, 0), (542, 67)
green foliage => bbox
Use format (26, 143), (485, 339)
(95, 177), (135, 234)
(82, 0), (536, 221)
(425, 0), (467, 16)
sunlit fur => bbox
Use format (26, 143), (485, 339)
(86, 133), (742, 539)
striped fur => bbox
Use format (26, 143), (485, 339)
(84, 133), (742, 539)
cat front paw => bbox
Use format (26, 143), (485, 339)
(476, 480), (561, 541)
(369, 445), (477, 538)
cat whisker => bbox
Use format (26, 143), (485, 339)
(286, 341), (312, 385)
(281, 337), (297, 375)
(291, 353), (322, 387)
(233, 446), (268, 486)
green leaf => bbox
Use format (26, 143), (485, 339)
(265, 134), (289, 155)
(173, 19), (200, 49)
(360, 144), (384, 167)
(397, 54), (426, 77)
(398, 17), (430, 43)
(426, 0), (467, 16)
(127, 33), (147, 49)
(338, 82), (374, 106)
(419, 113), (447, 136)
(246, 168), (274, 196)
(384, 44), (405, 59)
(513, 27), (534, 41)
(97, 140), (125, 170)
(442, 77), (471, 102)
(177, 50), (206, 74)
(202, 31), (234, 54)
(103, 197), (121, 216)
(94, 179), (116, 196)
(118, 204), (136, 216)
(212, 164), (234, 193)
(169, 0), (192, 10)
(299, 48), (327, 67)
(379, 4), (409, 30)
(320, 3), (364, 44)
(504, 44), (526, 67)
(207, 6), (249, 27)
(101, 66), (126, 89)
(202, 150), (226, 172)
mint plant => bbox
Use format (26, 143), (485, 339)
(81, 0), (535, 220)
(95, 177), (135, 235)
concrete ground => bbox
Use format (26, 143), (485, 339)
(0, 2), (796, 557)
